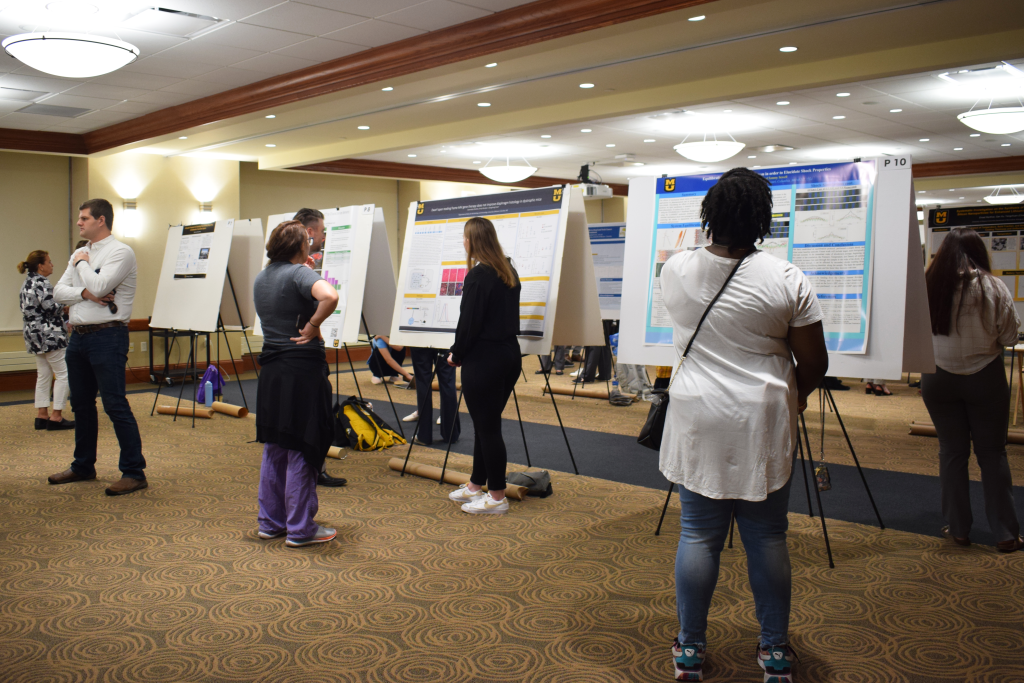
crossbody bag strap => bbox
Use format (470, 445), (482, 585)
(669, 250), (751, 388)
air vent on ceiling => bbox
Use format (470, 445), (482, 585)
(0, 87), (48, 101)
(19, 103), (91, 118)
(122, 7), (226, 38)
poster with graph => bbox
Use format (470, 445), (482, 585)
(643, 161), (877, 353)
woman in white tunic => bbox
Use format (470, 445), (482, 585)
(659, 168), (828, 683)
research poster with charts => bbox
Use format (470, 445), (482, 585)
(398, 187), (565, 336)
(318, 206), (358, 348)
(174, 222), (215, 279)
(927, 204), (1024, 305)
(644, 161), (878, 353)
(590, 223), (626, 319)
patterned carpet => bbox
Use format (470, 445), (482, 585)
(1, 392), (1023, 682)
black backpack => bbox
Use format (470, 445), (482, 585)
(507, 471), (553, 498)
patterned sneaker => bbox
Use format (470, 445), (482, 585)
(449, 483), (485, 503)
(757, 643), (797, 683)
(672, 639), (705, 681)
(285, 525), (337, 547)
(461, 493), (509, 515)
(257, 529), (285, 540)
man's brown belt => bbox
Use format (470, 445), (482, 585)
(72, 322), (127, 335)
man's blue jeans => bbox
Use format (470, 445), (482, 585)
(675, 476), (792, 648)
(66, 326), (146, 480)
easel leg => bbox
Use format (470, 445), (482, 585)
(192, 333), (199, 429)
(797, 444), (813, 518)
(655, 481), (675, 536)
(342, 343), (362, 400)
(359, 313), (402, 436)
(173, 334), (194, 423)
(540, 363), (579, 475)
(727, 505), (736, 549)
(823, 385), (885, 530)
(400, 358), (442, 476)
(438, 388), (465, 485)
(511, 386), (531, 468)
(217, 316), (248, 410)
(800, 413), (835, 569)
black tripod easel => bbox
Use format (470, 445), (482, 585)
(357, 313), (404, 439)
(149, 329), (202, 428)
(537, 355), (580, 475)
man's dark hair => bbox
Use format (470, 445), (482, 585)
(80, 198), (114, 230)
(699, 168), (772, 246)
(293, 208), (324, 227)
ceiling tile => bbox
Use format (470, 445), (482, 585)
(37, 93), (124, 110)
(0, 112), (77, 128)
(0, 100), (26, 114)
(159, 80), (232, 97)
(123, 57), (223, 79)
(298, 0), (427, 17)
(88, 71), (182, 90)
(157, 0), (284, 21)
(452, 0), (531, 10)
(322, 19), (425, 47)
(194, 67), (270, 87)
(378, 0), (490, 31)
(104, 101), (163, 115)
(158, 41), (265, 67)
(200, 22), (310, 51)
(242, 2), (366, 35)
(273, 37), (366, 62)
(131, 90), (196, 106)
(71, 110), (139, 126)
(63, 83), (151, 100)
(0, 72), (84, 93)
(231, 52), (319, 75)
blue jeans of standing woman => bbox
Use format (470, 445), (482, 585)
(675, 476), (793, 648)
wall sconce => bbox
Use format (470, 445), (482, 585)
(120, 200), (140, 238)
(198, 201), (214, 222)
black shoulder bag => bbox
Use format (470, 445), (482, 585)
(637, 251), (750, 451)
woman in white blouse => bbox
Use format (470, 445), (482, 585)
(659, 168), (828, 683)
(922, 227), (1022, 553)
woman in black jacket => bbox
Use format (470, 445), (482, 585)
(447, 217), (521, 515)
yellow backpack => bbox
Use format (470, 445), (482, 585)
(337, 396), (407, 451)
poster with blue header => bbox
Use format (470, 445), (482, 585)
(644, 161), (877, 353)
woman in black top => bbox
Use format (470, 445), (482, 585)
(447, 217), (521, 515)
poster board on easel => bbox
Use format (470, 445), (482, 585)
(150, 219), (235, 332)
(387, 185), (604, 353)
(617, 157), (933, 380)
(218, 218), (263, 329)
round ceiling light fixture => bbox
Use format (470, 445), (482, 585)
(674, 140), (745, 162)
(983, 186), (1023, 204)
(2, 32), (139, 78)
(956, 106), (1024, 134)
(479, 154), (537, 183)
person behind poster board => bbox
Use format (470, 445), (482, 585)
(921, 227), (1023, 553)
(294, 208), (325, 271)
(48, 199), (148, 496)
(18, 250), (74, 431)
(406, 347), (461, 447)
(446, 217), (522, 515)
(368, 335), (413, 386)
(659, 168), (828, 682)
(253, 220), (339, 547)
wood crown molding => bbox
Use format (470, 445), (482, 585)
(289, 158), (629, 196)
(912, 155), (1024, 178)
(0, 128), (88, 155)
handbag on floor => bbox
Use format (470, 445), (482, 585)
(637, 252), (750, 451)
(507, 471), (553, 497)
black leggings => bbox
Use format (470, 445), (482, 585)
(461, 341), (522, 491)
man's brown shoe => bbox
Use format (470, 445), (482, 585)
(105, 477), (148, 496)
(47, 469), (95, 485)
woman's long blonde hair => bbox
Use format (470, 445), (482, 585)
(465, 217), (517, 288)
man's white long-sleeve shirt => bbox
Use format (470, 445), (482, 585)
(53, 235), (137, 325)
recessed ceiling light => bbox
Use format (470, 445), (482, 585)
(748, 155), (756, 158)
(959, 197), (964, 199)
(919, 138), (930, 142)
(382, 86), (393, 91)
(178, 136), (187, 139)
(833, 115), (846, 119)
(688, 15), (705, 21)
(753, 165), (761, 168)
(580, 83), (595, 89)
(408, 154), (416, 157)
(541, 134), (551, 138)
(779, 46), (797, 52)
(723, 109), (732, 112)
(265, 144), (276, 147)
(581, 128), (592, 133)
(890, 109), (902, 113)
(644, 138), (656, 142)
(606, 143), (615, 147)
(265, 114), (275, 119)
(777, 101), (790, 105)
(440, 150), (446, 153)
(954, 147), (963, 150)
(918, 190), (925, 193)
(970, 133), (980, 137)
(789, 161), (798, 164)
(357, 125), (369, 130)
(485, 63), (497, 68)
(836, 92), (850, 97)
(473, 161), (481, 164)
(477, 102), (490, 107)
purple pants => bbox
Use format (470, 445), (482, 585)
(258, 443), (319, 540)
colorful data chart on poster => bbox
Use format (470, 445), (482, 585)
(590, 223), (626, 319)
(320, 209), (354, 348)
(174, 223), (215, 279)
(645, 162), (877, 353)
(399, 187), (564, 335)
(928, 205), (1024, 301)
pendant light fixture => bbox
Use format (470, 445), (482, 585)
(2, 33), (139, 79)
(479, 155), (537, 183)
(983, 186), (1023, 205)
(674, 132), (745, 163)
(948, 61), (1024, 135)
(957, 107), (1024, 135)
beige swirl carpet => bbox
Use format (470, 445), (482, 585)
(0, 392), (1022, 682)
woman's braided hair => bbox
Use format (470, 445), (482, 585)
(699, 167), (773, 246)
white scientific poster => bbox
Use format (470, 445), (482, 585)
(397, 187), (565, 336)
(319, 206), (357, 348)
(174, 222), (215, 279)
(590, 222), (626, 319)
(643, 162), (878, 353)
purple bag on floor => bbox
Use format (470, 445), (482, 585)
(196, 365), (227, 403)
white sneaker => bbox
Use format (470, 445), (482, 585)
(403, 410), (419, 422)
(371, 376), (383, 385)
(461, 493), (509, 515)
(448, 483), (485, 503)
(436, 416), (441, 425)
